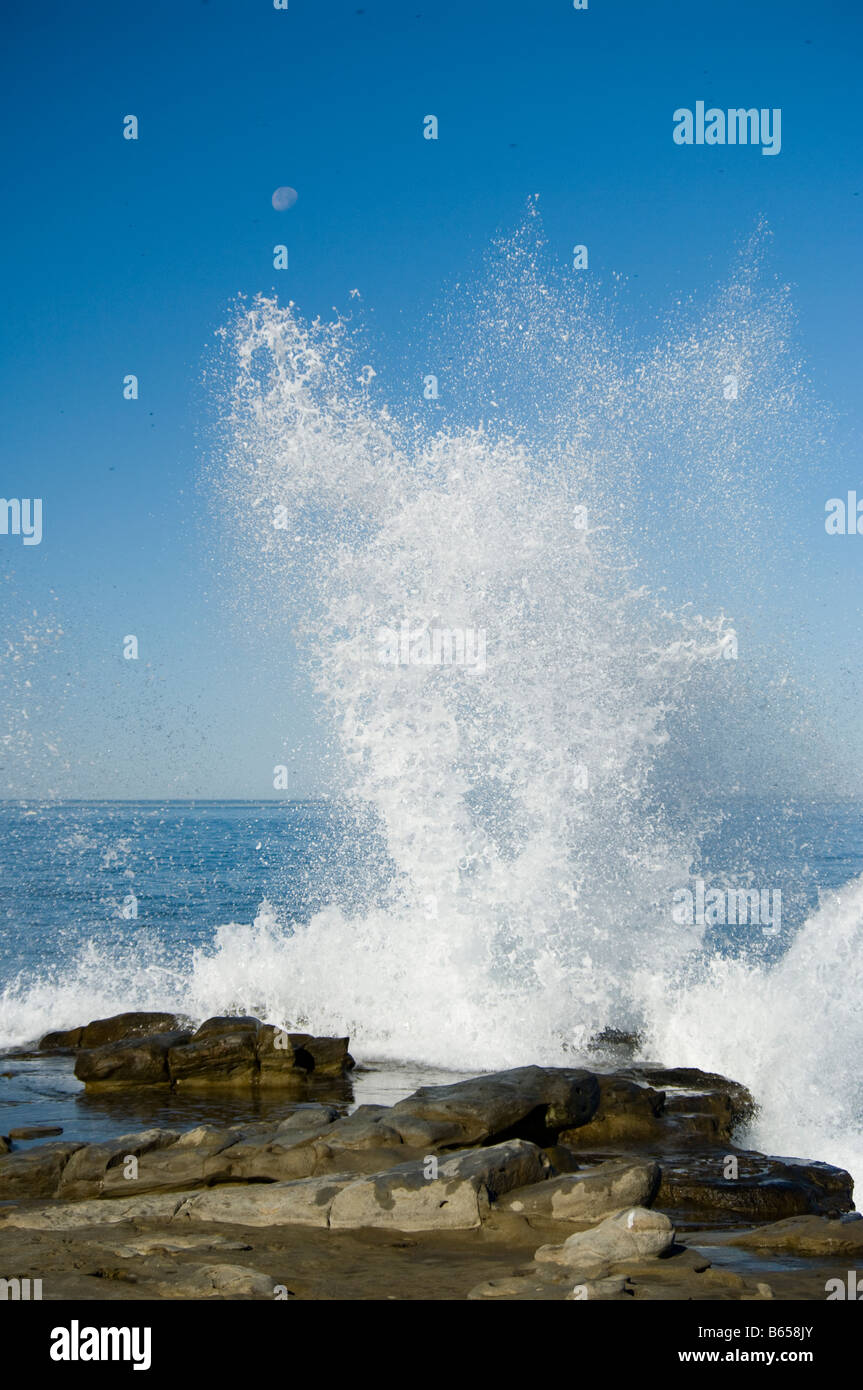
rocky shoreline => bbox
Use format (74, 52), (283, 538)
(1, 1011), (860, 1300)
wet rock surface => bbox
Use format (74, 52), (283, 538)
(721, 1211), (863, 1255)
(49, 1013), (356, 1090)
(75, 1032), (193, 1087)
(654, 1150), (853, 1224)
(0, 1029), (856, 1300)
(40, 1013), (191, 1053)
(389, 1065), (599, 1146)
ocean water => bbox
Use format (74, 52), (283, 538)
(3, 214), (862, 1190)
(1, 795), (862, 1183)
(0, 798), (388, 1021)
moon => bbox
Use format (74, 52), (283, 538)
(271, 186), (298, 211)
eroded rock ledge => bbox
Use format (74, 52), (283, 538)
(1, 1015), (858, 1300)
(38, 1011), (354, 1088)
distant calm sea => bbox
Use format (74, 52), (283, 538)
(2, 797), (861, 1015)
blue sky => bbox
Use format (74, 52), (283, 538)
(2, 0), (862, 797)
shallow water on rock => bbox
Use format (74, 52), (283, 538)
(0, 1050), (472, 1150)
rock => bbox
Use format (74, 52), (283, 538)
(385, 1112), (465, 1148)
(630, 1066), (755, 1130)
(468, 1269), (633, 1301)
(212, 1136), (324, 1184)
(0, 1135), (9, 1155)
(207, 1106), (415, 1184)
(559, 1076), (665, 1148)
(314, 1106), (403, 1150)
(274, 1105), (341, 1134)
(106, 1118), (323, 1195)
(163, 1022), (354, 1087)
(567, 1275), (633, 1299)
(0, 1140), (85, 1199)
(79, 1012), (189, 1049)
(8, 1125), (64, 1140)
(541, 1145), (582, 1174)
(609, 1253), (774, 1301)
(257, 1026), (354, 1080)
(102, 1146), (230, 1197)
(534, 1206), (675, 1270)
(725, 1213), (863, 1256)
(173, 1120), (278, 1149)
(39, 1012), (355, 1088)
(469, 1241), (775, 1302)
(285, 1033), (355, 1076)
(37, 1025), (84, 1050)
(0, 1193), (188, 1229)
(213, 1113), (425, 1183)
(661, 1089), (737, 1141)
(255, 1024), (308, 1081)
(99, 1126), (270, 1197)
(656, 1151), (854, 1223)
(328, 1139), (551, 1231)
(174, 1124), (238, 1149)
(192, 1016), (262, 1040)
(154, 1263), (275, 1299)
(168, 1030), (258, 1087)
(75, 1031), (192, 1087)
(556, 1067), (757, 1152)
(499, 1159), (660, 1221)
(390, 1066), (599, 1147)
(179, 1174), (352, 1228)
(110, 1234), (252, 1257)
(226, 1120), (285, 1141)
(58, 1129), (180, 1199)
(468, 1275), (559, 1300)
(589, 1028), (642, 1052)
(178, 1139), (551, 1232)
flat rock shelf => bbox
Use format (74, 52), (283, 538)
(0, 1012), (858, 1301)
